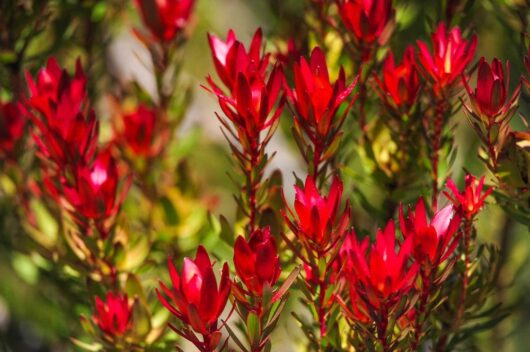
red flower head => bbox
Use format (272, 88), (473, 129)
(0, 101), (27, 157)
(417, 22), (477, 94)
(156, 246), (231, 348)
(376, 46), (420, 111)
(399, 197), (461, 269)
(208, 29), (269, 91)
(283, 176), (351, 255)
(336, 0), (393, 45)
(63, 150), (131, 224)
(210, 66), (284, 143)
(348, 221), (418, 308)
(134, 0), (195, 42)
(26, 57), (87, 122)
(92, 292), (132, 338)
(234, 227), (281, 296)
(445, 174), (493, 220)
(118, 105), (158, 157)
(462, 57), (521, 122)
(287, 47), (357, 138)
(26, 58), (98, 167)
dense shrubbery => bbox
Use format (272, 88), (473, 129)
(1, 0), (530, 351)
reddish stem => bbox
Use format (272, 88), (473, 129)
(317, 279), (328, 340)
(411, 271), (432, 350)
(246, 148), (259, 232)
(431, 97), (447, 211)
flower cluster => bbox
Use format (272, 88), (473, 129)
(26, 59), (131, 237)
(157, 246), (231, 351)
(285, 48), (357, 179)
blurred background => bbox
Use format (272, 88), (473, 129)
(0, 0), (530, 351)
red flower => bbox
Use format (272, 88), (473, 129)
(417, 22), (477, 94)
(234, 227), (281, 296)
(26, 58), (98, 166)
(156, 246), (231, 348)
(209, 66), (284, 143)
(134, 0), (195, 42)
(208, 29), (269, 91)
(0, 101), (27, 157)
(445, 174), (493, 220)
(336, 0), (393, 44)
(462, 57), (521, 122)
(118, 105), (158, 157)
(375, 46), (420, 111)
(286, 47), (357, 138)
(347, 221), (418, 308)
(26, 57), (87, 123)
(62, 151), (131, 223)
(283, 176), (351, 255)
(399, 197), (461, 268)
(92, 292), (132, 337)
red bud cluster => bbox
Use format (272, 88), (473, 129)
(26, 58), (98, 168)
(92, 292), (133, 339)
(206, 29), (284, 231)
(417, 22), (477, 96)
(445, 174), (493, 220)
(157, 246), (231, 351)
(286, 48), (357, 179)
(134, 0), (195, 43)
(375, 46), (420, 114)
(336, 0), (394, 45)
(400, 198), (461, 271)
(234, 227), (281, 297)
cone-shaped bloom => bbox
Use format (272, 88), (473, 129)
(399, 197), (461, 268)
(417, 22), (477, 93)
(336, 0), (393, 44)
(347, 222), (418, 308)
(445, 174), (493, 220)
(63, 151), (131, 222)
(283, 176), (351, 255)
(462, 57), (521, 122)
(134, 0), (195, 42)
(156, 246), (231, 338)
(119, 105), (157, 157)
(92, 292), (132, 337)
(376, 46), (420, 110)
(234, 227), (281, 296)
(286, 47), (357, 138)
(210, 67), (284, 143)
(0, 101), (27, 157)
(26, 57), (98, 166)
(208, 29), (269, 91)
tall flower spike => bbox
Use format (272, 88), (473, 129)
(445, 174), (493, 220)
(462, 57), (521, 123)
(156, 246), (231, 351)
(375, 46), (420, 112)
(92, 292), (133, 338)
(399, 197), (461, 270)
(234, 227), (281, 296)
(417, 22), (477, 95)
(26, 57), (98, 167)
(282, 176), (351, 256)
(134, 0), (195, 42)
(336, 0), (394, 45)
(286, 47), (357, 178)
